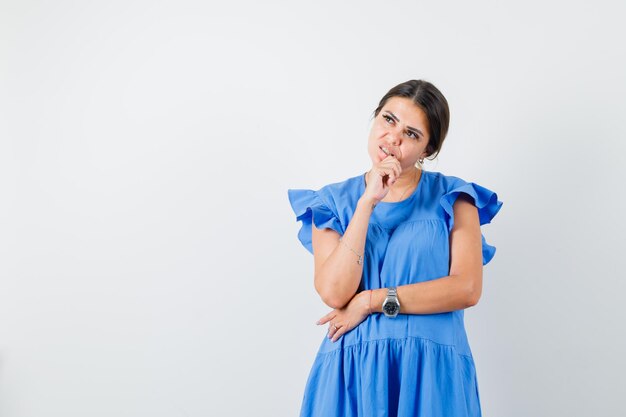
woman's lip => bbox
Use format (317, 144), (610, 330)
(379, 146), (395, 157)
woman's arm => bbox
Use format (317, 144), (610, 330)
(369, 275), (474, 314)
(312, 196), (377, 310)
(371, 194), (484, 314)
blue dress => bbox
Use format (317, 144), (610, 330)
(287, 169), (503, 417)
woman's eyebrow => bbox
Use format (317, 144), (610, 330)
(385, 111), (424, 137)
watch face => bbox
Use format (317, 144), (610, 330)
(383, 301), (399, 316)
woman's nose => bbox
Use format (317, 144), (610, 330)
(385, 134), (400, 146)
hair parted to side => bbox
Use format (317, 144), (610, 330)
(371, 80), (450, 168)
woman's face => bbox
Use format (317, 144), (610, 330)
(367, 96), (430, 172)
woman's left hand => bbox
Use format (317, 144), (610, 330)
(316, 290), (372, 342)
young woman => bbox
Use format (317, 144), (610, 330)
(287, 79), (503, 417)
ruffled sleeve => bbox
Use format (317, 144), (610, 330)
(287, 188), (345, 254)
(439, 181), (503, 265)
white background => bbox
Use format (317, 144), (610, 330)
(1, 1), (625, 416)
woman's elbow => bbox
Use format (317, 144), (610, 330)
(315, 282), (351, 310)
(320, 290), (350, 310)
(465, 284), (482, 307)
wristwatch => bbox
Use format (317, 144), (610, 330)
(382, 287), (401, 318)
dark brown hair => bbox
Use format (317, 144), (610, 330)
(371, 79), (450, 163)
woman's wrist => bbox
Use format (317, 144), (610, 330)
(357, 290), (372, 316)
(357, 289), (377, 316)
(369, 288), (386, 314)
(357, 196), (378, 212)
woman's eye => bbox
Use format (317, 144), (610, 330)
(383, 114), (418, 139)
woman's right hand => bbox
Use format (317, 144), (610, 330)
(363, 155), (403, 205)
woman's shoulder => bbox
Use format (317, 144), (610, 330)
(424, 170), (469, 190)
(288, 172), (363, 214)
(322, 172), (363, 192)
(430, 169), (503, 226)
(428, 170), (500, 195)
(315, 172), (364, 208)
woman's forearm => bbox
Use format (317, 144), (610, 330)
(316, 196), (376, 309)
(369, 274), (476, 315)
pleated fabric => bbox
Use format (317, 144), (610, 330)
(287, 170), (503, 417)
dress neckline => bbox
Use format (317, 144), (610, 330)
(361, 169), (427, 207)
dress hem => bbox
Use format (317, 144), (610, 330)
(317, 334), (474, 360)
